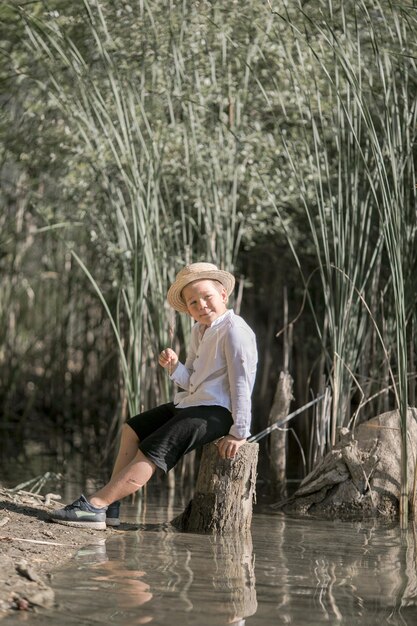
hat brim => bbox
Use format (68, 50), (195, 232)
(167, 270), (235, 313)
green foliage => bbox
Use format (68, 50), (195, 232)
(1, 0), (416, 484)
(261, 0), (417, 430)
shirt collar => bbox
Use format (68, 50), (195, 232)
(197, 309), (233, 338)
(210, 308), (233, 328)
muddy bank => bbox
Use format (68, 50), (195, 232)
(0, 488), (108, 618)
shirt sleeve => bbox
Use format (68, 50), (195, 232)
(224, 324), (257, 439)
(170, 324), (198, 391)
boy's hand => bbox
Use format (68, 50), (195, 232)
(216, 435), (246, 459)
(158, 348), (179, 371)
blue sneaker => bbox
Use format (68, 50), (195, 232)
(106, 500), (121, 527)
(49, 494), (107, 530)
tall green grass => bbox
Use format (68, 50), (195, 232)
(18, 0), (248, 425)
(5, 0), (417, 505)
(264, 0), (417, 523)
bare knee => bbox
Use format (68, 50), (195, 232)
(121, 423), (139, 444)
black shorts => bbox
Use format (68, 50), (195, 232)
(126, 402), (233, 473)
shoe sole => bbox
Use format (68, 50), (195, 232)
(106, 519), (120, 527)
(50, 518), (106, 530)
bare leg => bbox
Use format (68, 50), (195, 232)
(110, 423), (140, 478)
(89, 449), (156, 508)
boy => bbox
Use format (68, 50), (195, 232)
(49, 262), (257, 529)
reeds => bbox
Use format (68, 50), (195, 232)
(2, 1), (416, 503)
(16, 0), (247, 428)
(264, 0), (417, 523)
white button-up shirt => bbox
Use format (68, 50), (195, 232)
(170, 309), (257, 439)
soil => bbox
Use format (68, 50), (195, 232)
(0, 487), (113, 618)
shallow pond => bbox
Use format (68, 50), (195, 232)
(3, 494), (417, 625)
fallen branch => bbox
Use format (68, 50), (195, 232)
(0, 536), (78, 547)
(1, 488), (61, 505)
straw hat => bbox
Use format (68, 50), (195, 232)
(167, 262), (235, 312)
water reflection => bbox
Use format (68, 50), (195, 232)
(252, 512), (417, 625)
(4, 501), (417, 625)
(75, 538), (153, 622)
(69, 527), (256, 626)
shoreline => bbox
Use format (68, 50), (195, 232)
(0, 487), (109, 617)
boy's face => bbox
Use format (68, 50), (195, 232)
(181, 279), (228, 327)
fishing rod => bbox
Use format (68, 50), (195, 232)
(248, 394), (326, 443)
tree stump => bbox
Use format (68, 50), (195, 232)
(277, 408), (417, 520)
(172, 441), (259, 534)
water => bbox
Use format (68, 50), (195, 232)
(3, 496), (417, 625)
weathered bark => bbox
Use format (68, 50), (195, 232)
(172, 441), (259, 534)
(268, 371), (294, 494)
(277, 408), (417, 519)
